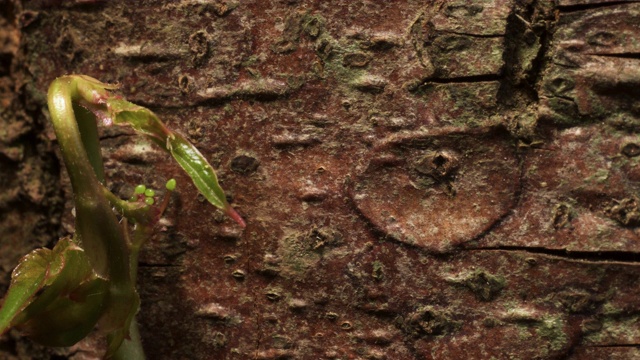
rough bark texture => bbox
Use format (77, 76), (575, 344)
(1, 0), (639, 359)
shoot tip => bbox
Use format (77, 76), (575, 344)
(226, 207), (246, 228)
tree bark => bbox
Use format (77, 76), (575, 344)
(1, 0), (639, 359)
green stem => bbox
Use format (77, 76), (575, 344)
(112, 320), (146, 360)
(103, 188), (152, 225)
(47, 76), (129, 282)
(109, 222), (147, 360)
(48, 75), (144, 358)
(74, 103), (106, 183)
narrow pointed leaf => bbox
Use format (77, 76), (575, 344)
(167, 133), (227, 209)
(168, 133), (246, 227)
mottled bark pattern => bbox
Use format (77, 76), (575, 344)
(1, 0), (639, 359)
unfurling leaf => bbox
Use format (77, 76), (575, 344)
(0, 238), (108, 346)
(0, 249), (50, 334)
(103, 94), (245, 227)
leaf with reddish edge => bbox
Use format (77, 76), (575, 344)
(0, 249), (50, 335)
(167, 132), (246, 227)
(0, 238), (108, 346)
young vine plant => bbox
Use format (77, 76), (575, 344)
(0, 75), (245, 359)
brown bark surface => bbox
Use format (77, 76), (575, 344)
(1, 0), (639, 359)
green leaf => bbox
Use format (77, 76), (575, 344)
(0, 238), (109, 346)
(106, 99), (170, 145)
(167, 133), (227, 209)
(167, 132), (245, 226)
(17, 277), (108, 347)
(0, 248), (51, 335)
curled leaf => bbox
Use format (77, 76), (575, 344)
(0, 238), (108, 346)
(0, 249), (50, 335)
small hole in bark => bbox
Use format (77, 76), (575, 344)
(231, 155), (260, 174)
(621, 142), (640, 157)
(189, 30), (209, 65)
(178, 75), (191, 94)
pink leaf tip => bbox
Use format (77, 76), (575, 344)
(226, 206), (246, 228)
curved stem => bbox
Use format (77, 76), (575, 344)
(46, 74), (241, 358)
(47, 76), (130, 282)
(48, 76), (143, 358)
